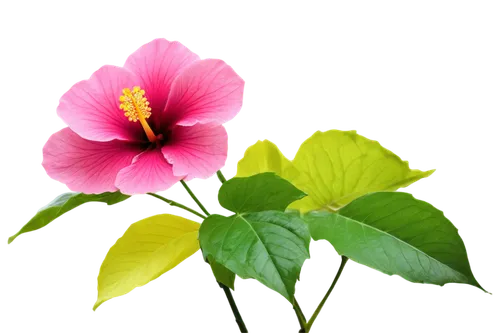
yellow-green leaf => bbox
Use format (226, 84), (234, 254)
(236, 130), (434, 213)
(291, 130), (434, 211)
(236, 140), (303, 183)
(94, 214), (200, 310)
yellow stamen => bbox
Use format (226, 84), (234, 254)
(119, 86), (156, 142)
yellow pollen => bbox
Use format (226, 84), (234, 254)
(119, 86), (156, 142)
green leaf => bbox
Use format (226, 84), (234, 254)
(219, 172), (306, 213)
(8, 192), (130, 244)
(292, 130), (434, 211)
(236, 140), (303, 182)
(208, 257), (236, 290)
(94, 214), (200, 310)
(304, 192), (485, 291)
(236, 130), (434, 213)
(199, 211), (310, 302)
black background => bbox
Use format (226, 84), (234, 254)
(1, 22), (498, 332)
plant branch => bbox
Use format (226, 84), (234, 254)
(180, 180), (210, 216)
(216, 170), (227, 183)
(293, 297), (307, 332)
(220, 282), (248, 332)
(306, 256), (348, 331)
(146, 193), (207, 219)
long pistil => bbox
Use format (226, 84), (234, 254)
(119, 86), (156, 142)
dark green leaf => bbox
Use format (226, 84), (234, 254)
(8, 192), (130, 244)
(208, 256), (236, 290)
(219, 172), (306, 214)
(304, 192), (485, 291)
(199, 211), (310, 302)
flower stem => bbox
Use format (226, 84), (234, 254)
(306, 256), (348, 332)
(293, 297), (307, 332)
(216, 170), (227, 183)
(146, 193), (207, 219)
(180, 180), (210, 216)
(220, 282), (248, 333)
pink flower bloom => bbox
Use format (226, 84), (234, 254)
(43, 39), (244, 195)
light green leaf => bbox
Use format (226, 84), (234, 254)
(291, 130), (434, 211)
(236, 140), (303, 182)
(236, 130), (434, 213)
(208, 257), (236, 290)
(94, 214), (200, 310)
(8, 192), (130, 244)
(219, 172), (306, 214)
(304, 192), (485, 291)
(199, 211), (310, 302)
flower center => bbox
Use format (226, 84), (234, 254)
(119, 86), (156, 142)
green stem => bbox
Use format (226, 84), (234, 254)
(220, 282), (248, 333)
(306, 256), (348, 331)
(216, 170), (227, 183)
(216, 170), (249, 332)
(146, 193), (207, 219)
(180, 180), (210, 216)
(293, 297), (307, 332)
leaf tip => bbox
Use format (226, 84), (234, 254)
(3, 234), (17, 247)
(93, 299), (104, 311)
(424, 166), (441, 178)
(90, 301), (104, 312)
(3, 225), (23, 247)
(472, 283), (496, 297)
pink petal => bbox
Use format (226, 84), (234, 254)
(162, 124), (228, 180)
(115, 148), (182, 195)
(42, 128), (142, 194)
(57, 65), (145, 142)
(163, 59), (244, 127)
(124, 39), (200, 128)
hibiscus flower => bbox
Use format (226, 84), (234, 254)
(43, 39), (244, 195)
